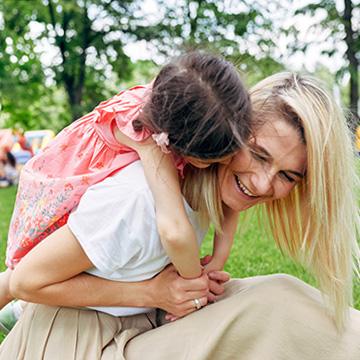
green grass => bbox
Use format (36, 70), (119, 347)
(0, 187), (16, 267)
(0, 186), (17, 342)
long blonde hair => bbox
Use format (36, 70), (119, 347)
(251, 72), (360, 329)
(182, 164), (223, 233)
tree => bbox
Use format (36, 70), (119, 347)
(0, 0), (287, 128)
(0, 0), (148, 122)
(123, 0), (289, 92)
(295, 0), (359, 121)
(0, 0), (47, 129)
(343, 0), (359, 120)
(131, 0), (283, 79)
(134, 0), (257, 52)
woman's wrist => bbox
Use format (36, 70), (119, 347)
(140, 277), (158, 308)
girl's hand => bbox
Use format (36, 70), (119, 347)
(201, 255), (230, 303)
(113, 127), (155, 152)
(150, 264), (209, 319)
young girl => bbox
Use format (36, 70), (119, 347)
(0, 51), (252, 312)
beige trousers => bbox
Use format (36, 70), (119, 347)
(1, 274), (360, 360)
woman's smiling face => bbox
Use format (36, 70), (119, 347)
(218, 119), (307, 212)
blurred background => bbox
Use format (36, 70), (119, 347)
(0, 0), (359, 130)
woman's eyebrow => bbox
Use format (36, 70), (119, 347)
(252, 143), (272, 159)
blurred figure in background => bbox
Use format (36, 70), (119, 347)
(0, 148), (19, 188)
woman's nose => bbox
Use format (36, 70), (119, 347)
(252, 168), (274, 196)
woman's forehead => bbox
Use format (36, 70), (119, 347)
(250, 119), (307, 172)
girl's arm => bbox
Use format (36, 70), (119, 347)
(9, 225), (209, 318)
(114, 129), (202, 279)
(204, 205), (239, 273)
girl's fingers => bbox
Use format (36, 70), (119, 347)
(207, 292), (217, 303)
(200, 255), (213, 266)
(207, 270), (230, 283)
(208, 279), (226, 296)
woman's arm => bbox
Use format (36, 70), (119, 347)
(0, 268), (13, 308)
(114, 128), (202, 279)
(9, 225), (208, 317)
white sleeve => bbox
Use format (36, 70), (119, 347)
(67, 178), (154, 275)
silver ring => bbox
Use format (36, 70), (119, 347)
(193, 298), (201, 310)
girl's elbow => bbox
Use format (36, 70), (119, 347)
(158, 226), (194, 249)
(158, 220), (195, 244)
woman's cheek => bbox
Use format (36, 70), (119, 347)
(275, 183), (296, 201)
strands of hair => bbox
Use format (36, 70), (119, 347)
(135, 51), (252, 160)
(251, 72), (360, 330)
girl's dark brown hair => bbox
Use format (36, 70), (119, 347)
(134, 51), (252, 159)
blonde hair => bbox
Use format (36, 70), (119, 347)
(182, 164), (223, 233)
(250, 72), (360, 329)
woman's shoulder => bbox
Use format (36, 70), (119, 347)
(103, 161), (148, 188)
(86, 161), (154, 206)
(70, 161), (155, 230)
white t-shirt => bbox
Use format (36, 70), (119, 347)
(68, 161), (206, 316)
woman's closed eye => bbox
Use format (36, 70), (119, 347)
(278, 171), (296, 183)
(250, 149), (269, 163)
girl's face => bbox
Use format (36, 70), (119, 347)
(218, 119), (307, 212)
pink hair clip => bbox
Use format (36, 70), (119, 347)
(152, 132), (171, 154)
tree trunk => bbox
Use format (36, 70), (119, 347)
(343, 0), (359, 125)
(67, 85), (83, 121)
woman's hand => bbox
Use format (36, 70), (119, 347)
(149, 264), (209, 319)
(153, 257), (230, 322)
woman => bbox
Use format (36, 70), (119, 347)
(1, 72), (359, 359)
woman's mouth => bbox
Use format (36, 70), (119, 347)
(234, 175), (258, 198)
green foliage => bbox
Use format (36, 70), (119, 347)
(132, 0), (260, 56)
(0, 0), (298, 131)
(0, 0), (46, 129)
(119, 60), (159, 88)
(28, 0), (138, 119)
(230, 52), (285, 87)
(293, 0), (359, 116)
(0, 0), (150, 124)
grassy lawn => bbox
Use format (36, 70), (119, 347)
(0, 185), (359, 342)
(0, 186), (17, 342)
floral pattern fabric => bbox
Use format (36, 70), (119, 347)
(6, 84), (186, 269)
